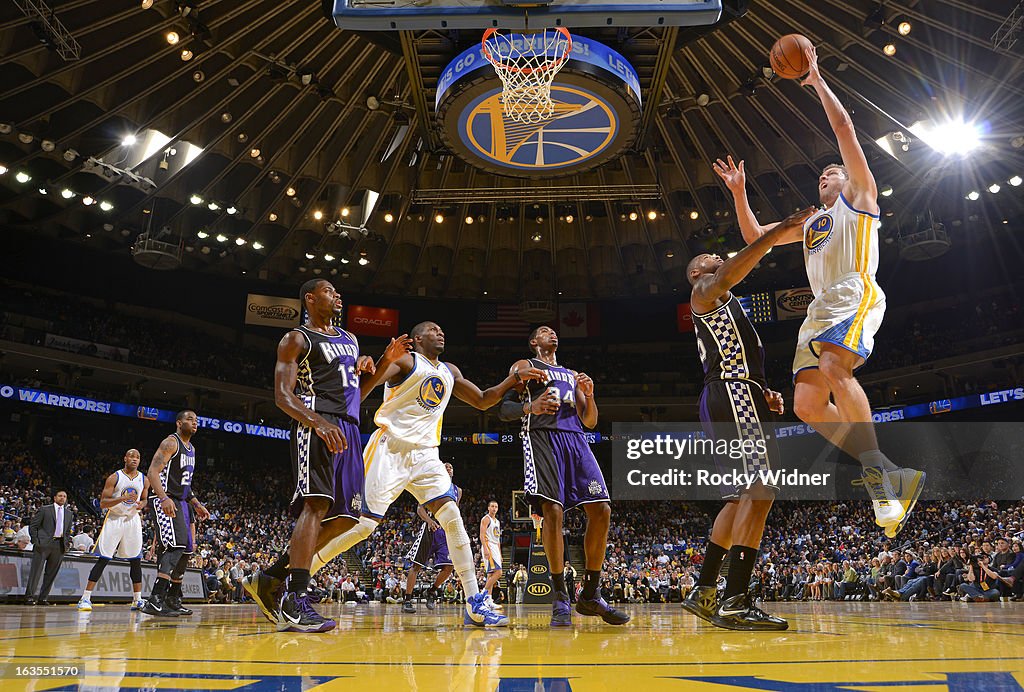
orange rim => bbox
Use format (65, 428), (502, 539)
(481, 27), (572, 76)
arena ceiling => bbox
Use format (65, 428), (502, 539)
(1, 0), (1022, 301)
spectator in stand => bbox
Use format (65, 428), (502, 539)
(71, 526), (95, 553)
(957, 554), (1003, 602)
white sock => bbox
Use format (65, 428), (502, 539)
(133, 590), (142, 600)
(310, 516), (378, 576)
(433, 501), (479, 599)
(858, 450), (897, 472)
(82, 590), (92, 600)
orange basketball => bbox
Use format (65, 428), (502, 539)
(770, 34), (813, 80)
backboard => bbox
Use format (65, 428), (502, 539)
(328, 0), (723, 31)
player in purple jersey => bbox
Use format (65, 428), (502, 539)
(142, 411), (210, 617)
(402, 462), (459, 613)
(244, 279), (410, 633)
(499, 327), (628, 627)
(683, 207), (812, 631)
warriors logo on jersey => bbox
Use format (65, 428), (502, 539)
(805, 214), (834, 252)
(417, 376), (447, 411)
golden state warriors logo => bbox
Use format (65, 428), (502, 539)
(461, 86), (616, 172)
(417, 376), (446, 411)
(805, 214), (834, 253)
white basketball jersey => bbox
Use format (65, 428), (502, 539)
(802, 193), (880, 297)
(485, 516), (501, 551)
(373, 352), (454, 448)
(108, 469), (144, 518)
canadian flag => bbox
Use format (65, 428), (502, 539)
(558, 303), (600, 338)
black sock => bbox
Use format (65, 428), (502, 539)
(404, 591), (412, 601)
(581, 570), (601, 600)
(551, 572), (567, 595)
(697, 542), (728, 588)
(151, 577), (170, 597)
(265, 551), (290, 581)
(287, 569), (310, 594)
(168, 581), (182, 599)
(724, 545), (757, 600)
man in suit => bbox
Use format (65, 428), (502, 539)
(26, 489), (74, 605)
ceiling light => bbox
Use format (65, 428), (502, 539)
(647, 210), (658, 220)
(0, 165), (8, 175)
(358, 257), (369, 266)
(324, 253), (335, 261)
(216, 234), (228, 243)
(366, 95), (380, 110)
(966, 191), (980, 201)
(880, 186), (893, 197)
(761, 66), (774, 79)
(235, 237), (246, 246)
(100, 201), (113, 211)
(383, 212), (394, 223)
(536, 216), (544, 223)
(252, 241), (264, 250)
(340, 257), (349, 264)
(305, 252), (315, 259)
(226, 206), (237, 215)
(696, 93), (710, 107)
(286, 187), (296, 197)
(208, 201), (220, 210)
(166, 31), (179, 45)
(180, 49), (193, 62)
(313, 210), (324, 220)
(237, 133), (248, 143)
(483, 291), (488, 295)
(910, 119), (981, 157)
(141, 0), (154, 8)
(898, 21), (912, 36)
(192, 70), (205, 83)
(531, 232), (542, 242)
(988, 183), (1001, 194)
(465, 215), (474, 224)
(197, 230), (209, 239)
(435, 213), (444, 223)
(82, 196), (95, 206)
(38, 187), (47, 194)
(629, 211), (638, 221)
(727, 251), (738, 258)
(341, 207), (350, 217)
(190, 194), (203, 204)
(15, 171), (30, 183)
(666, 251), (675, 258)
(883, 43), (896, 57)
(269, 212), (278, 221)
(61, 188), (74, 199)
(689, 210), (699, 220)
(220, 113), (232, 123)
(122, 134), (137, 146)
(1008, 176), (1022, 187)
(565, 214), (573, 223)
(62, 149), (78, 161)
(17, 133), (33, 144)
(40, 139), (55, 152)
(249, 148), (260, 158)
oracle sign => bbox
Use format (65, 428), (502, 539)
(346, 305), (399, 337)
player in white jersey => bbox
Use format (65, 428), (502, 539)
(713, 43), (924, 538)
(306, 321), (546, 627)
(77, 449), (150, 611)
(480, 500), (503, 606)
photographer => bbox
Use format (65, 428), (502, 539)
(957, 554), (1003, 602)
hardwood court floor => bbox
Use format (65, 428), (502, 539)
(1, 601), (1022, 691)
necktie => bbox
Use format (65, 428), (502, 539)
(54, 505), (63, 538)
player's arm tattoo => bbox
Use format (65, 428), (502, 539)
(147, 437), (177, 500)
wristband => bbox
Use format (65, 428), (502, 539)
(513, 368), (522, 384)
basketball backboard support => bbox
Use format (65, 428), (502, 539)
(512, 490), (533, 523)
(328, 0), (722, 31)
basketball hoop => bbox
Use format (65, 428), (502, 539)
(481, 27), (572, 124)
(530, 513), (544, 541)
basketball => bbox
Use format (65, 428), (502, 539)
(770, 34), (813, 79)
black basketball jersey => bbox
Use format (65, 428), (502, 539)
(519, 357), (584, 433)
(161, 433), (196, 500)
(292, 324), (361, 422)
(692, 294), (767, 388)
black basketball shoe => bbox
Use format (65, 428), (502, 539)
(278, 591), (337, 633)
(681, 585), (718, 624)
(425, 588), (437, 610)
(575, 596), (630, 625)
(165, 593), (193, 616)
(242, 569), (283, 623)
(140, 593), (180, 617)
(710, 593), (788, 631)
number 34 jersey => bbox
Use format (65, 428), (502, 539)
(291, 324), (362, 423)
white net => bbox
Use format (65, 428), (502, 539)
(481, 28), (573, 124)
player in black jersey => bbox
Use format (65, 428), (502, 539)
(681, 206), (812, 632)
(142, 410), (210, 617)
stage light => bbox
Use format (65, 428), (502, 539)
(988, 183), (1001, 194)
(305, 252), (315, 259)
(15, 171), (31, 183)
(881, 186), (893, 197)
(249, 148), (260, 158)
(252, 241), (264, 250)
(341, 207), (350, 217)
(565, 214), (573, 223)
(435, 213), (444, 223)
(142, 0), (154, 8)
(166, 31), (179, 45)
(226, 206), (237, 215)
(180, 49), (193, 61)
(100, 201), (113, 211)
(690, 210), (699, 220)
(966, 191), (980, 200)
(340, 257), (350, 264)
(358, 257), (369, 266)
(208, 201), (220, 210)
(61, 188), (74, 199)
(122, 134), (137, 146)
(269, 212), (278, 221)
(235, 237), (246, 246)
(465, 215), (474, 224)
(286, 187), (296, 197)
(324, 253), (335, 261)
(911, 119), (981, 156)
(383, 212), (394, 223)
(197, 230), (209, 238)
(647, 210), (658, 220)
(898, 21), (912, 35)
(40, 140), (55, 152)
(1009, 175), (1022, 187)
(82, 196), (95, 206)
(313, 210), (324, 220)
(216, 234), (228, 243)
(629, 211), (638, 221)
(883, 43), (896, 57)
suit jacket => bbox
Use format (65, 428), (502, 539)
(29, 503), (75, 551)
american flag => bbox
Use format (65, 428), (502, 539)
(476, 304), (530, 338)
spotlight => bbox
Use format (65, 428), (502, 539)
(286, 187), (296, 197)
(1009, 176), (1022, 187)
(898, 21), (912, 35)
(235, 237), (246, 246)
(324, 253), (335, 261)
(40, 140), (55, 152)
(226, 206), (237, 215)
(647, 210), (658, 220)
(313, 210), (324, 220)
(727, 251), (738, 258)
(192, 70), (205, 82)
(17, 133), (33, 144)
(82, 196), (95, 206)
(180, 49), (193, 61)
(967, 191), (980, 201)
(61, 188), (74, 199)
(305, 252), (315, 259)
(883, 43), (896, 57)
(531, 232), (542, 242)
(221, 112), (232, 123)
(237, 133), (248, 143)
(216, 234), (228, 243)
(565, 214), (573, 223)
(166, 31), (179, 45)
(99, 201), (113, 211)
(249, 148), (260, 158)
(383, 212), (394, 223)
(696, 93), (710, 107)
(629, 211), (638, 221)
(988, 183), (1001, 194)
(341, 207), (350, 217)
(38, 187), (47, 194)
(122, 134), (137, 146)
(62, 149), (78, 161)
(666, 251), (674, 258)
(689, 210), (699, 220)
(340, 257), (349, 264)
(880, 186), (893, 197)
(465, 215), (474, 224)
(252, 241), (264, 250)
(536, 216), (544, 224)
(208, 201), (220, 210)
(358, 257), (369, 266)
(366, 95), (380, 110)
(435, 213), (444, 223)
(0, 123), (11, 134)
(190, 194), (203, 204)
(268, 212), (278, 221)
(141, 0), (154, 7)
(197, 230), (209, 238)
